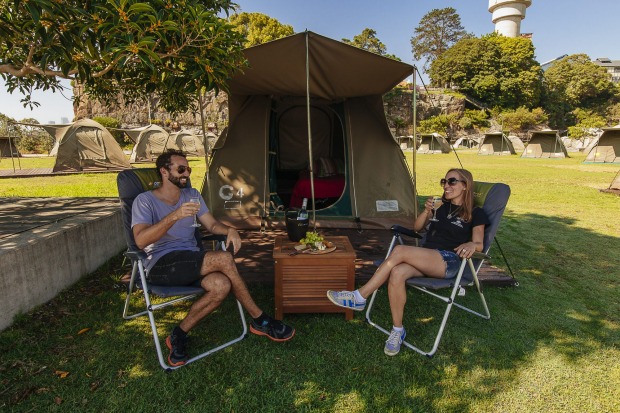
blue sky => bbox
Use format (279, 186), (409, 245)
(1, 0), (619, 124)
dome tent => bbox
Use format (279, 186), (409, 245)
(122, 124), (172, 162)
(171, 130), (207, 157)
(42, 119), (131, 172)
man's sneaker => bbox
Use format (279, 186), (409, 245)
(326, 290), (366, 311)
(384, 328), (406, 356)
(250, 317), (295, 342)
(165, 333), (189, 366)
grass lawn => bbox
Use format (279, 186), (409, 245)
(1, 151), (619, 412)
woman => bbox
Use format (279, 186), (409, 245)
(327, 168), (489, 356)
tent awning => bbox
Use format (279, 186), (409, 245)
(229, 31), (413, 99)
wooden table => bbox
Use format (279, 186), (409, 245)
(273, 236), (356, 320)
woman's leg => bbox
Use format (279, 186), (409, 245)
(383, 247), (446, 327)
(358, 245), (446, 299)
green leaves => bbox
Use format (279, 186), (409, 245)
(1, 0), (246, 114)
(430, 34), (542, 110)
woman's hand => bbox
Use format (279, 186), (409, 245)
(423, 197), (435, 214)
(454, 242), (477, 259)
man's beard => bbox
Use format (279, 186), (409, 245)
(168, 175), (188, 188)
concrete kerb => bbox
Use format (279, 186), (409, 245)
(0, 201), (125, 331)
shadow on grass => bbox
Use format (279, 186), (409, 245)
(1, 212), (618, 411)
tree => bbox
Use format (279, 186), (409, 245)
(429, 34), (542, 110)
(342, 28), (401, 61)
(229, 12), (294, 48)
(0, 0), (246, 114)
(411, 7), (468, 71)
(543, 54), (618, 128)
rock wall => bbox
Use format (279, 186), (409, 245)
(73, 85), (465, 136)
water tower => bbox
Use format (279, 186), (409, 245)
(488, 0), (532, 38)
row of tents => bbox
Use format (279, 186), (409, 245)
(7, 31), (616, 230)
(19, 120), (212, 172)
(414, 128), (619, 162)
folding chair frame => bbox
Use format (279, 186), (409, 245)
(118, 169), (248, 370)
(364, 181), (509, 358)
(122, 243), (248, 371)
(365, 228), (490, 358)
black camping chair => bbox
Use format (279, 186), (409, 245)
(365, 181), (510, 357)
(117, 169), (247, 370)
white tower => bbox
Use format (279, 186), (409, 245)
(488, 0), (532, 38)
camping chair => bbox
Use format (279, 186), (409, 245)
(365, 181), (510, 357)
(117, 169), (247, 370)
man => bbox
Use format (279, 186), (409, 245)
(132, 149), (295, 366)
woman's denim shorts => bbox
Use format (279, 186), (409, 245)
(437, 250), (461, 279)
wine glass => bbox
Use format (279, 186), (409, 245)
(189, 196), (201, 227)
(429, 196), (443, 222)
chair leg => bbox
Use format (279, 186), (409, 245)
(123, 260), (249, 370)
(152, 298), (248, 371)
(366, 256), (491, 358)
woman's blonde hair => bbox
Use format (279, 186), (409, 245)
(445, 168), (474, 222)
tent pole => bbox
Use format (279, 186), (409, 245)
(305, 31), (316, 229)
(197, 92), (211, 195)
(412, 67), (418, 221)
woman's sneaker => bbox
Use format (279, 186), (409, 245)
(250, 317), (295, 342)
(326, 290), (366, 311)
(384, 328), (406, 356)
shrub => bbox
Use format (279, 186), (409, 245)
(459, 109), (489, 130)
(418, 113), (460, 135)
(567, 108), (606, 138)
(500, 107), (548, 131)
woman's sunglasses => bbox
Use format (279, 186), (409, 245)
(440, 177), (465, 186)
(170, 165), (192, 174)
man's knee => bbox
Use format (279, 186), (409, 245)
(202, 272), (231, 297)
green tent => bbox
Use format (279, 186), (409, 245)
(43, 119), (131, 172)
(123, 124), (171, 162)
(204, 31), (415, 229)
(171, 130), (207, 157)
(584, 126), (620, 163)
(522, 130), (569, 158)
(417, 133), (451, 154)
(478, 132), (517, 155)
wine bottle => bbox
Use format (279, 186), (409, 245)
(298, 198), (309, 220)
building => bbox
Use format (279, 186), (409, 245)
(488, 0), (532, 38)
(593, 58), (620, 84)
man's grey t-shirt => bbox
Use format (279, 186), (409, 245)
(131, 187), (209, 271)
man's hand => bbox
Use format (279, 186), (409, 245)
(174, 202), (200, 221)
(226, 228), (242, 254)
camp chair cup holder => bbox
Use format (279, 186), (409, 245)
(285, 208), (309, 242)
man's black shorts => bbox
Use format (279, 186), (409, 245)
(147, 250), (207, 286)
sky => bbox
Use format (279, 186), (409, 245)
(1, 0), (619, 124)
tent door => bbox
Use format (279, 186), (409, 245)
(268, 100), (350, 216)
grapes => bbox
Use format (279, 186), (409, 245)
(299, 231), (323, 247)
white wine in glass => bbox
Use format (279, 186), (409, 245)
(189, 196), (201, 227)
(429, 196), (443, 222)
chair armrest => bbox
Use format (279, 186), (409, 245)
(471, 251), (490, 260)
(124, 249), (147, 261)
(202, 234), (227, 242)
(390, 225), (422, 239)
